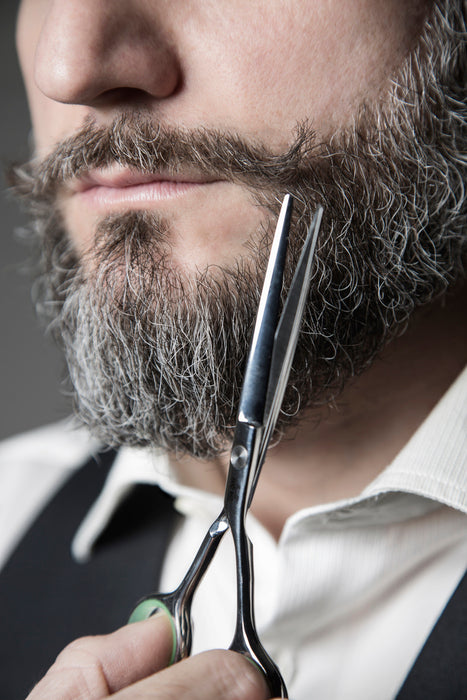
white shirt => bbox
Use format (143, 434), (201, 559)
(0, 367), (466, 700)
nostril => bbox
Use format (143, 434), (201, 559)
(91, 86), (175, 109)
(34, 45), (182, 107)
(30, 1), (182, 108)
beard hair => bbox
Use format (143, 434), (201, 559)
(9, 0), (466, 458)
(53, 211), (269, 456)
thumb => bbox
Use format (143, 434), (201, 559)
(27, 612), (175, 700)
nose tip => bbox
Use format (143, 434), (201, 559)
(33, 2), (181, 107)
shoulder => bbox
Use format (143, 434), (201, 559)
(0, 420), (102, 567)
(0, 419), (102, 471)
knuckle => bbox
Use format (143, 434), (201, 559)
(54, 636), (101, 670)
(43, 636), (109, 699)
(56, 635), (98, 659)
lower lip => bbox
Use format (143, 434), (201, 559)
(76, 180), (215, 209)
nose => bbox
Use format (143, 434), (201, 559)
(33, 0), (181, 107)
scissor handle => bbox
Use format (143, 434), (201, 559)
(227, 529), (288, 697)
(225, 421), (288, 698)
(129, 592), (191, 663)
(128, 514), (229, 662)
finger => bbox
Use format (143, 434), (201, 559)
(26, 612), (175, 700)
(113, 649), (270, 700)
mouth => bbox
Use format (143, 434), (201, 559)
(70, 166), (223, 210)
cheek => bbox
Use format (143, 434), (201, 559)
(190, 0), (427, 144)
(16, 0), (46, 147)
(16, 0), (87, 156)
(176, 7), (358, 147)
(30, 97), (89, 157)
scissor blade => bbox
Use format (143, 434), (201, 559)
(237, 194), (293, 426)
(257, 207), (323, 474)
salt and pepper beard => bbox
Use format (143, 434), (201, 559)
(10, 1), (466, 458)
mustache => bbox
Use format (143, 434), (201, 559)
(9, 114), (324, 202)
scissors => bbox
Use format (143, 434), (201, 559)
(129, 194), (323, 698)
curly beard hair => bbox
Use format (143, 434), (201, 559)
(9, 0), (466, 458)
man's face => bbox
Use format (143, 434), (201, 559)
(12, 1), (465, 457)
(17, 0), (426, 270)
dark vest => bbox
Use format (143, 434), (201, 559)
(0, 450), (176, 699)
(0, 451), (465, 699)
(395, 564), (467, 699)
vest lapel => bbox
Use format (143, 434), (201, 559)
(396, 567), (467, 699)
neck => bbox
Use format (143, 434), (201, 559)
(169, 286), (466, 540)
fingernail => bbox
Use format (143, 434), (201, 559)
(129, 599), (177, 665)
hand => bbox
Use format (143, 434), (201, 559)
(26, 613), (272, 699)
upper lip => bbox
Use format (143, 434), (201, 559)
(72, 167), (220, 193)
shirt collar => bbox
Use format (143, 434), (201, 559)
(71, 445), (223, 562)
(72, 365), (467, 561)
(362, 364), (467, 511)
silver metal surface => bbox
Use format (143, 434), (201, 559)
(130, 195), (323, 698)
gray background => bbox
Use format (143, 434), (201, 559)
(0, 3), (69, 441)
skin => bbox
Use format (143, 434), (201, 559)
(16, 0), (466, 698)
(26, 613), (269, 700)
(17, 0), (428, 266)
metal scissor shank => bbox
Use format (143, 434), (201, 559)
(130, 194), (323, 698)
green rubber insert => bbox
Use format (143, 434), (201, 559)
(128, 598), (178, 665)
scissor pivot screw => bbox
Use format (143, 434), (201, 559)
(230, 445), (248, 469)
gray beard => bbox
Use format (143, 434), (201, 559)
(10, 0), (466, 458)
